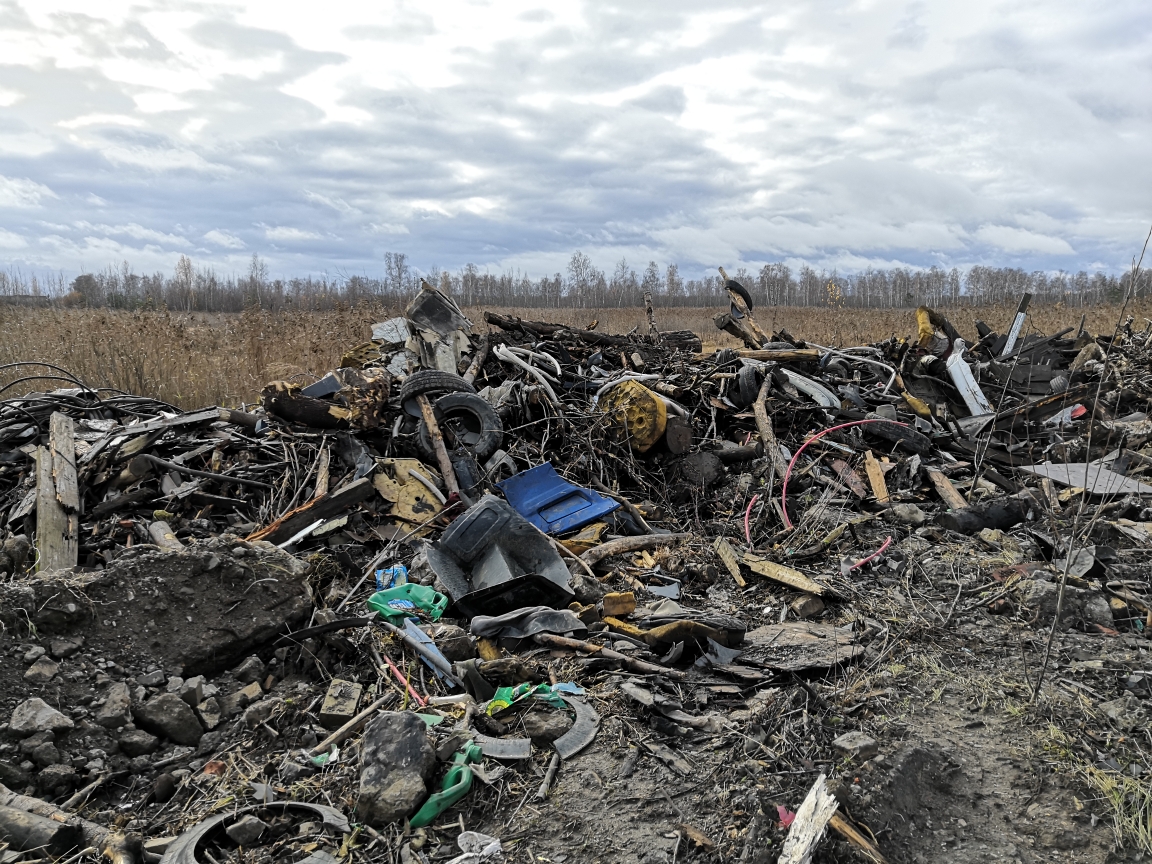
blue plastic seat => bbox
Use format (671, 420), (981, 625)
(497, 463), (619, 535)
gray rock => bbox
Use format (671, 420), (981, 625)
(243, 699), (282, 730)
(19, 731), (55, 756)
(226, 815), (268, 846)
(31, 742), (61, 767)
(357, 711), (436, 826)
(23, 645), (46, 663)
(24, 655), (60, 683)
(165, 676), (185, 694)
(232, 656), (265, 684)
(119, 729), (159, 757)
(50, 635), (84, 658)
(196, 698), (222, 731)
(219, 682), (263, 718)
(36, 763), (77, 793)
(1020, 579), (1060, 619)
(180, 676), (205, 707)
(1099, 695), (1145, 732)
(522, 709), (574, 746)
(138, 670), (166, 687)
(95, 682), (133, 729)
(1082, 593), (1114, 629)
(832, 731), (879, 761)
(133, 693), (204, 746)
(884, 504), (928, 527)
(0, 760), (30, 788)
(9, 698), (74, 737)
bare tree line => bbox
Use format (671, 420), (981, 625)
(0, 251), (1146, 313)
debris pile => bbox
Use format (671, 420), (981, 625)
(2, 277), (1152, 863)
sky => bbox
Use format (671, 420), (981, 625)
(0, 0), (1149, 283)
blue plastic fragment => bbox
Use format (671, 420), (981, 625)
(496, 463), (619, 535)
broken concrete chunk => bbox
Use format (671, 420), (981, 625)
(883, 503), (928, 527)
(357, 711), (436, 826)
(225, 814), (268, 846)
(23, 656), (59, 683)
(832, 730), (879, 761)
(36, 763), (77, 793)
(49, 635), (84, 658)
(232, 655), (266, 684)
(243, 698), (282, 730)
(119, 728), (160, 757)
(138, 670), (166, 687)
(522, 709), (574, 746)
(180, 675), (205, 707)
(95, 682), (133, 729)
(133, 693), (204, 746)
(196, 698), (223, 730)
(8, 698), (74, 737)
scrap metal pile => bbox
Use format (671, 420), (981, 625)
(1, 276), (1152, 864)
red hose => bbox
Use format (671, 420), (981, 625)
(849, 535), (892, 571)
(744, 494), (759, 545)
(780, 419), (908, 529)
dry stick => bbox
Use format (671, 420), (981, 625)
(462, 336), (490, 385)
(140, 453), (274, 490)
(532, 632), (687, 678)
(416, 393), (460, 496)
(753, 375), (788, 490)
(535, 752), (561, 800)
(307, 695), (394, 757)
(1031, 223), (1152, 703)
(590, 478), (654, 534)
(580, 532), (693, 567)
(527, 520), (599, 582)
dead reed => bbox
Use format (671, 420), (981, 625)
(1, 301), (1146, 410)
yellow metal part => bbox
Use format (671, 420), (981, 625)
(372, 458), (443, 529)
(559, 522), (608, 555)
(599, 379), (667, 453)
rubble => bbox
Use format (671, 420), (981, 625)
(1, 279), (1152, 862)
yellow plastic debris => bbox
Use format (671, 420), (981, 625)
(599, 379), (667, 453)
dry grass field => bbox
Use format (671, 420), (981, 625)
(1, 300), (1147, 410)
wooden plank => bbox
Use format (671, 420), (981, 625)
(35, 446), (78, 572)
(49, 413), (79, 513)
(247, 476), (375, 544)
(779, 774), (839, 864)
(742, 555), (825, 595)
(925, 468), (967, 510)
(79, 407), (220, 465)
(734, 348), (823, 362)
(830, 459), (867, 498)
(863, 450), (889, 503)
(713, 538), (745, 587)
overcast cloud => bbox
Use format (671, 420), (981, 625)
(0, 0), (1149, 281)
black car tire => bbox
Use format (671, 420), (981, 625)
(399, 370), (476, 416)
(417, 392), (503, 461)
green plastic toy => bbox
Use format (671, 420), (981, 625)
(409, 742), (482, 828)
(366, 583), (449, 625)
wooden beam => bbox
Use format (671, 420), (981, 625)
(742, 555), (826, 595)
(35, 413), (79, 571)
(926, 468), (967, 511)
(247, 476), (375, 544)
(713, 538), (746, 587)
(863, 450), (890, 503)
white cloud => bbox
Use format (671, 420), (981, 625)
(204, 229), (245, 248)
(0, 230), (28, 249)
(264, 226), (322, 242)
(0, 176), (57, 208)
(975, 225), (1076, 256)
(0, 0), (1147, 276)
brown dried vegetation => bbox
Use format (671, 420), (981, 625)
(2, 301), (1149, 409)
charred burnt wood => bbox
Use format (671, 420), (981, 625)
(935, 499), (1027, 534)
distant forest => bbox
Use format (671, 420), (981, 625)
(0, 251), (1147, 313)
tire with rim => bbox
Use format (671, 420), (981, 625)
(399, 370), (476, 416)
(417, 392), (503, 461)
